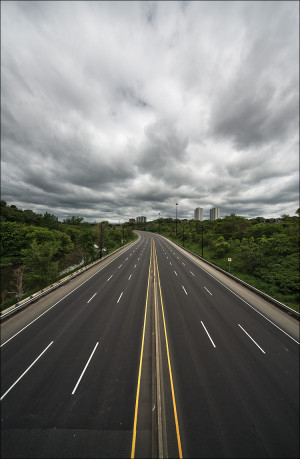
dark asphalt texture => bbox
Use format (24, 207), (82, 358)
(1, 231), (299, 458)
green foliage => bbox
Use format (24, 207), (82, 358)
(1, 204), (138, 309)
(1, 201), (43, 225)
(52, 230), (74, 254)
(209, 235), (230, 258)
(215, 214), (251, 239)
(2, 202), (297, 310)
(21, 240), (60, 288)
(146, 213), (299, 310)
(63, 216), (84, 225)
(23, 226), (56, 245)
(42, 212), (60, 229)
(106, 228), (122, 249)
(62, 226), (81, 244)
(0, 222), (26, 257)
(1, 222), (74, 258)
(77, 230), (97, 265)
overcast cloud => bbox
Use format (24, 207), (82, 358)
(1, 1), (299, 222)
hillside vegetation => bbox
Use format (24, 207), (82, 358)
(136, 212), (299, 312)
(0, 201), (137, 310)
(1, 202), (299, 312)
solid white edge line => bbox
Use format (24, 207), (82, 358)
(1, 341), (54, 401)
(201, 321), (216, 348)
(87, 293), (97, 303)
(117, 292), (123, 303)
(1, 240), (140, 348)
(238, 324), (266, 354)
(72, 342), (99, 394)
(172, 242), (300, 345)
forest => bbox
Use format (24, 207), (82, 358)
(1, 202), (299, 312)
(0, 201), (136, 310)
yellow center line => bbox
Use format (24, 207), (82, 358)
(154, 240), (183, 459)
(131, 238), (153, 458)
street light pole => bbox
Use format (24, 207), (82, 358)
(202, 224), (204, 258)
(176, 203), (178, 236)
(159, 212), (160, 233)
(100, 222), (103, 259)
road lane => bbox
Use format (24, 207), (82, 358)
(1, 231), (299, 458)
(1, 234), (152, 458)
(152, 233), (299, 457)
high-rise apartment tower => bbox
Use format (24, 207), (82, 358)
(136, 216), (147, 223)
(194, 207), (203, 221)
(210, 208), (220, 220)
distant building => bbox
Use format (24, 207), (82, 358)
(210, 208), (220, 221)
(136, 216), (147, 223)
(194, 207), (203, 221)
(129, 218), (136, 223)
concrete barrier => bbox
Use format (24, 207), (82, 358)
(163, 236), (299, 321)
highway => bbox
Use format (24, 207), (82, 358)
(1, 231), (299, 458)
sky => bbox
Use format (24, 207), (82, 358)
(1, 1), (299, 223)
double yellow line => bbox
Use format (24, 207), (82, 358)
(131, 238), (183, 458)
(130, 238), (153, 458)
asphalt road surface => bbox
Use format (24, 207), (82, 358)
(1, 231), (299, 458)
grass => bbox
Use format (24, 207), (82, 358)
(164, 234), (299, 313)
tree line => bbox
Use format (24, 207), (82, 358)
(0, 201), (136, 309)
(1, 201), (299, 312)
(144, 211), (299, 311)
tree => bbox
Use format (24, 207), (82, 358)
(22, 240), (60, 288)
(23, 209), (43, 226)
(10, 266), (26, 300)
(94, 222), (109, 257)
(210, 236), (230, 258)
(52, 230), (74, 254)
(77, 231), (96, 265)
(63, 216), (84, 225)
(23, 226), (56, 245)
(62, 226), (81, 244)
(42, 212), (60, 230)
(0, 222), (26, 257)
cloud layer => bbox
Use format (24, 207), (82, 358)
(1, 1), (299, 221)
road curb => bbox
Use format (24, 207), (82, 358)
(162, 236), (299, 321)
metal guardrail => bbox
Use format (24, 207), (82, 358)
(1, 239), (137, 322)
(162, 236), (300, 321)
(2, 234), (298, 322)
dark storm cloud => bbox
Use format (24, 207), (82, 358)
(1, 1), (298, 221)
(210, 1), (299, 150)
(138, 120), (189, 175)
